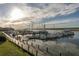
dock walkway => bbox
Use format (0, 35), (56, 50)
(3, 32), (50, 56)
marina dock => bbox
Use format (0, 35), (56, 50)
(25, 30), (74, 40)
(3, 32), (50, 56)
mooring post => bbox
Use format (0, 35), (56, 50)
(37, 45), (39, 49)
(46, 47), (48, 52)
(36, 50), (38, 56)
(59, 51), (62, 56)
(59, 52), (61, 56)
(32, 49), (33, 54)
(28, 45), (29, 51)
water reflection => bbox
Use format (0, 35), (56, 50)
(26, 31), (79, 55)
(57, 31), (79, 46)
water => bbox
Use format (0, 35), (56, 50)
(27, 30), (79, 56)
(55, 31), (79, 46)
(7, 30), (79, 55)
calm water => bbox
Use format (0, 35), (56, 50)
(49, 30), (79, 46)
(28, 30), (79, 55)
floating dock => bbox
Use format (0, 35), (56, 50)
(25, 30), (74, 40)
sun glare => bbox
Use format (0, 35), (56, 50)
(9, 8), (26, 21)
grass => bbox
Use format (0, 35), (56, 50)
(0, 32), (30, 56)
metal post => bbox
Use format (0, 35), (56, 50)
(43, 24), (46, 31)
(46, 47), (48, 52)
(31, 48), (33, 54)
(53, 23), (56, 34)
(59, 52), (61, 56)
(28, 45), (29, 51)
(59, 51), (62, 56)
(36, 50), (38, 56)
(30, 21), (34, 30)
(31, 21), (32, 30)
(37, 45), (39, 49)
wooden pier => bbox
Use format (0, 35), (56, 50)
(3, 32), (50, 56)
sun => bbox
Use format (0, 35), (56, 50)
(9, 8), (26, 21)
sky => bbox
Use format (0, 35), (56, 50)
(0, 3), (79, 29)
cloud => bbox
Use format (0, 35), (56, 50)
(0, 3), (79, 29)
(25, 3), (79, 19)
(1, 3), (79, 21)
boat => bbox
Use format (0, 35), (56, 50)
(23, 30), (74, 40)
(62, 30), (74, 36)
